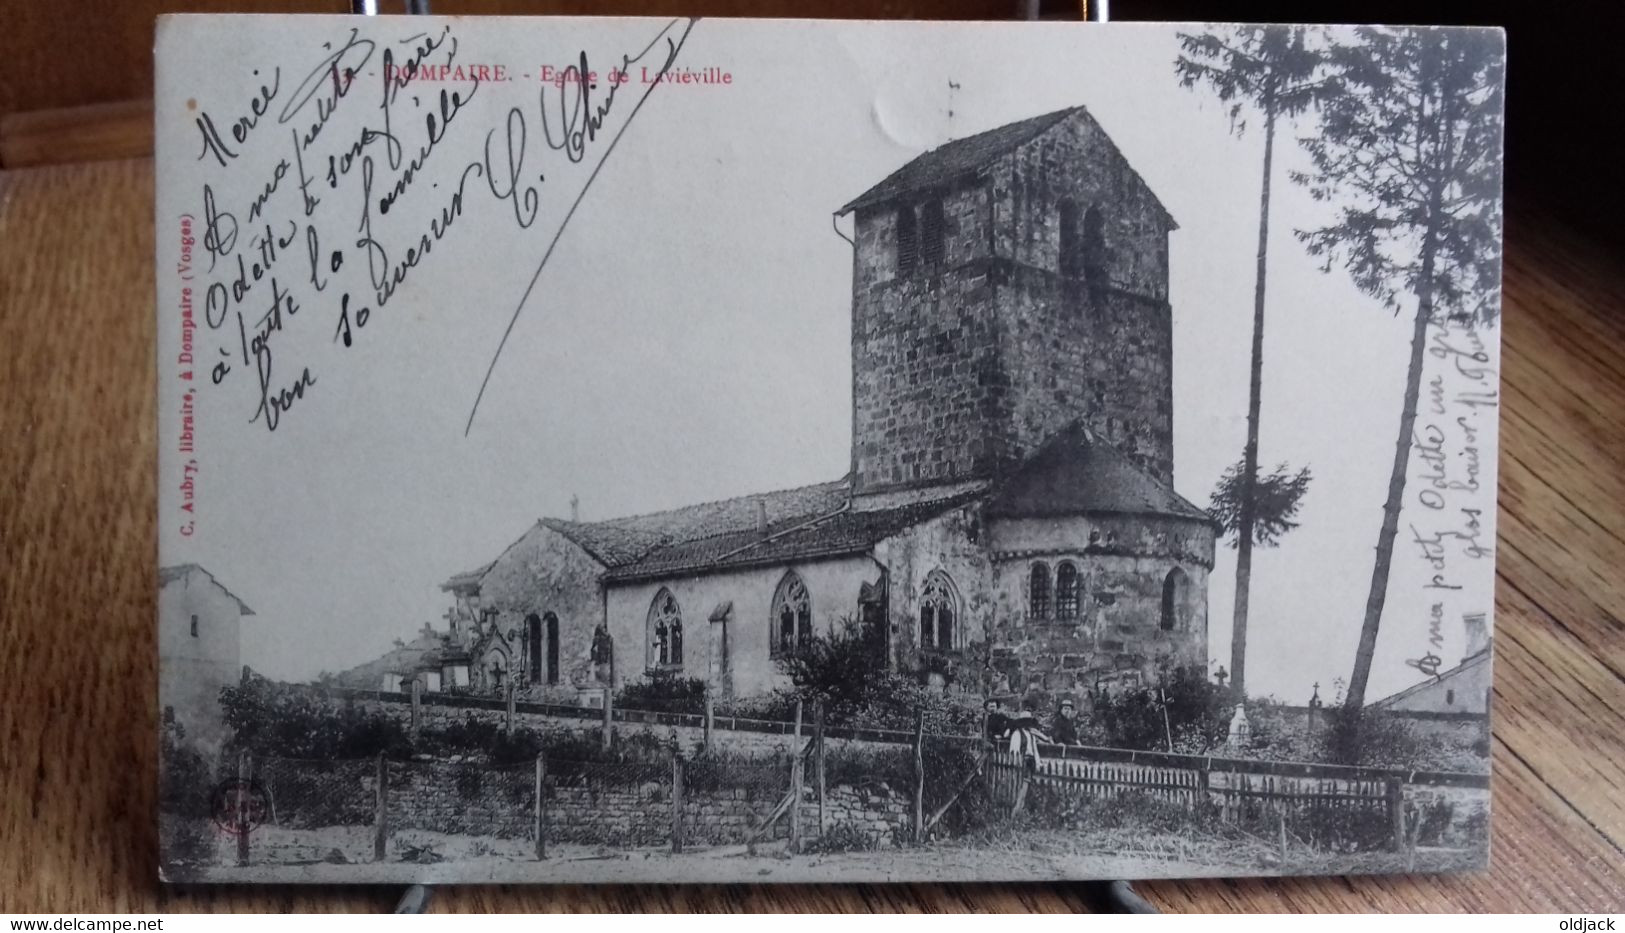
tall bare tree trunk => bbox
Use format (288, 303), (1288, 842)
(1229, 96), (1277, 700)
(1344, 258), (1435, 712)
(1344, 45), (1452, 714)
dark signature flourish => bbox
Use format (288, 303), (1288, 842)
(463, 17), (697, 435)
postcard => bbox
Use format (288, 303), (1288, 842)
(155, 15), (1503, 883)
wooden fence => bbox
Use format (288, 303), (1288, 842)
(985, 750), (1407, 851)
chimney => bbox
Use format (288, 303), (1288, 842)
(1462, 612), (1489, 662)
(755, 497), (768, 536)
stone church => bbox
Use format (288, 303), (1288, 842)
(414, 106), (1216, 708)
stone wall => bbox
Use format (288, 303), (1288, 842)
(850, 253), (1014, 491)
(847, 108), (1178, 494)
(475, 522), (611, 698)
(603, 554), (876, 698)
(289, 752), (909, 850)
(875, 502), (997, 668)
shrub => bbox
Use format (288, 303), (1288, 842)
(1318, 705), (1422, 768)
(805, 821), (878, 854)
(221, 676), (410, 760)
(1415, 799), (1455, 847)
(159, 719), (218, 871)
(614, 669), (708, 714)
(1093, 664), (1230, 752)
(1020, 787), (1221, 835)
(159, 718), (214, 819)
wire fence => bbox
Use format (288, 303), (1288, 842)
(174, 701), (1485, 869)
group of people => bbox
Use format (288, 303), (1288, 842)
(983, 696), (1081, 767)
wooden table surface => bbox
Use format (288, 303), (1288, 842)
(1, 152), (1621, 913)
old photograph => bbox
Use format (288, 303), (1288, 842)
(154, 16), (1503, 883)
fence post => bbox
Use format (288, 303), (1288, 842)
(505, 680), (516, 736)
(912, 708), (925, 844)
(601, 686), (613, 752)
(236, 751), (251, 867)
(789, 700), (804, 853)
(814, 699), (827, 835)
(671, 742), (685, 854)
(1385, 777), (1404, 852)
(410, 678), (422, 738)
(704, 688), (714, 754)
(534, 752), (548, 860)
(374, 754), (388, 862)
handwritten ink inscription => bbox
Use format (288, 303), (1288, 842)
(182, 19), (697, 439)
(1405, 314), (1497, 673)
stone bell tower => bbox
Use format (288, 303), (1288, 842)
(836, 106), (1179, 496)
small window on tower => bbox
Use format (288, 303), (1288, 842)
(920, 198), (946, 268)
(190, 614), (199, 638)
(1058, 199), (1082, 278)
(896, 204), (919, 276)
(1082, 205), (1107, 291)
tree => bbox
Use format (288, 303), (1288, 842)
(1176, 26), (1328, 699)
(1291, 27), (1505, 712)
(1210, 460), (1313, 547)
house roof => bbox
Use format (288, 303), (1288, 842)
(1369, 646), (1492, 710)
(157, 563), (255, 616)
(332, 629), (445, 687)
(540, 479), (851, 569)
(440, 560), (495, 592)
(985, 423), (1211, 523)
(444, 425), (1206, 591)
(602, 487), (982, 583)
(838, 108), (1082, 216)
(836, 106), (1175, 229)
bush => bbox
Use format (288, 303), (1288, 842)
(222, 676), (410, 760)
(159, 717), (214, 818)
(159, 719), (218, 872)
(1318, 705), (1422, 768)
(805, 821), (878, 854)
(614, 669), (708, 714)
(1021, 787), (1222, 835)
(1093, 664), (1230, 752)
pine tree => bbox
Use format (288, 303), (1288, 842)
(1176, 26), (1327, 699)
(1291, 27), (1505, 712)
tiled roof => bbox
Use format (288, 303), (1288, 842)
(157, 563), (255, 616)
(837, 107), (1081, 215)
(1369, 646), (1491, 710)
(541, 479), (851, 568)
(986, 423), (1212, 523)
(440, 560), (495, 592)
(603, 489), (982, 583)
(332, 629), (448, 687)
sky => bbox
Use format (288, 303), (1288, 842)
(156, 17), (1501, 705)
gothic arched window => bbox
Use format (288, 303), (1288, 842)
(525, 613), (543, 684)
(919, 570), (959, 652)
(543, 612), (560, 685)
(648, 588), (684, 669)
(1161, 567), (1189, 632)
(771, 571), (813, 658)
(1056, 561), (1081, 620)
(1029, 562), (1051, 619)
